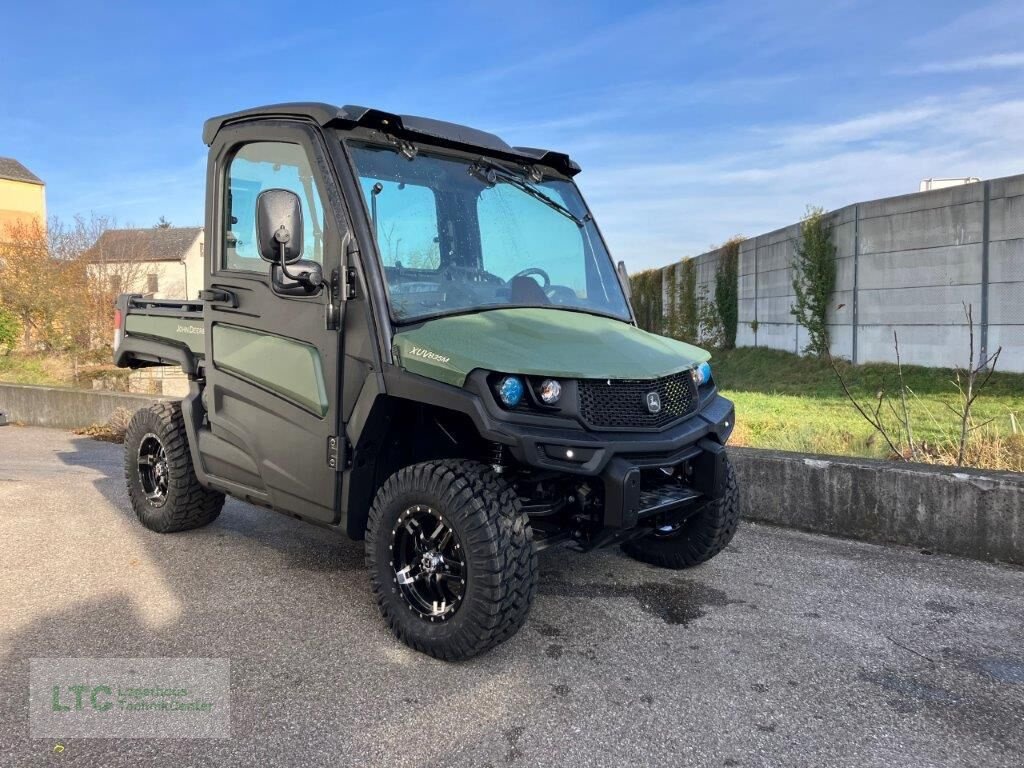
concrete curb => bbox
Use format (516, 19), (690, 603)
(730, 447), (1024, 566)
(0, 383), (172, 430)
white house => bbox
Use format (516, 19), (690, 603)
(83, 227), (204, 300)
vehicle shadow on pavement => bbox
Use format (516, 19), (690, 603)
(56, 435), (367, 574)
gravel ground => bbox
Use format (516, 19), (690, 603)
(1, 425), (1023, 767)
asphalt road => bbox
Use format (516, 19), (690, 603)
(1, 425), (1023, 767)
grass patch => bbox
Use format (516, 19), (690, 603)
(713, 347), (1024, 471)
(0, 352), (129, 390)
(0, 353), (71, 386)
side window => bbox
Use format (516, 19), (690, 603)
(358, 178), (440, 269)
(224, 142), (325, 272)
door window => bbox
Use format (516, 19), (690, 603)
(224, 142), (326, 272)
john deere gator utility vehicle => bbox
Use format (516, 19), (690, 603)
(114, 103), (739, 660)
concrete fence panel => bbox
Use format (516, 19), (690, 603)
(645, 172), (1024, 371)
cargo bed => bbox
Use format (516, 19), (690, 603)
(113, 294), (205, 375)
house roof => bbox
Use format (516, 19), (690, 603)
(84, 227), (202, 264)
(0, 157), (44, 186)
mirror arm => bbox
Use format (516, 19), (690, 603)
(278, 241), (323, 290)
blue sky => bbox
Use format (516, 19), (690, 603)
(3, 0), (1023, 269)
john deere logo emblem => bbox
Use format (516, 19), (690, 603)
(646, 392), (662, 414)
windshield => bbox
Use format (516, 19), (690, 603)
(346, 141), (632, 323)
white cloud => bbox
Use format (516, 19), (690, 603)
(580, 89), (1024, 271)
(769, 107), (943, 148)
(899, 52), (1024, 75)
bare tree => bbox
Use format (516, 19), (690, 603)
(827, 347), (905, 458)
(828, 303), (1003, 467)
(946, 303), (1002, 466)
(893, 332), (917, 461)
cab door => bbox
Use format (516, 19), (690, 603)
(201, 122), (343, 524)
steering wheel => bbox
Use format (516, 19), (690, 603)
(511, 267), (551, 289)
(546, 285), (578, 304)
(442, 265), (505, 285)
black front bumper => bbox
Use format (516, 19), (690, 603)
(492, 394), (735, 534)
(601, 437), (729, 531)
(383, 369), (735, 535)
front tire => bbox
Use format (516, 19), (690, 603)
(366, 460), (537, 661)
(124, 402), (224, 533)
(622, 454), (740, 569)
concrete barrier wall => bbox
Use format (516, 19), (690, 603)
(0, 383), (171, 429)
(730, 447), (1024, 566)
(668, 173), (1024, 371)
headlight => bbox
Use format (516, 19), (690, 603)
(538, 379), (562, 404)
(497, 375), (525, 407)
(693, 361), (712, 386)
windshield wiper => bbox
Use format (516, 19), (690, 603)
(469, 160), (588, 228)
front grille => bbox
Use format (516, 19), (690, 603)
(577, 370), (698, 430)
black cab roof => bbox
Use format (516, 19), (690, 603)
(202, 102), (581, 176)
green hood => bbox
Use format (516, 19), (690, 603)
(393, 308), (709, 387)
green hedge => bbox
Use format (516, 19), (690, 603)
(629, 269), (664, 333)
(715, 237), (742, 349)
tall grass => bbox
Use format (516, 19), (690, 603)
(715, 348), (1023, 472)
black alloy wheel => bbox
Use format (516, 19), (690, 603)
(391, 505), (465, 621)
(137, 433), (169, 506)
(366, 460), (537, 661)
(124, 402), (224, 533)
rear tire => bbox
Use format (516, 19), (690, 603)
(124, 402), (224, 533)
(366, 460), (537, 661)
(622, 454), (740, 569)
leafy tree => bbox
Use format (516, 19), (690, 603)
(629, 269), (664, 333)
(0, 215), (138, 353)
(676, 259), (698, 341)
(0, 220), (65, 349)
(791, 207), (836, 358)
(0, 305), (19, 354)
(155, 216), (172, 229)
(714, 237), (742, 349)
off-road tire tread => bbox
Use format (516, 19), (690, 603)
(366, 460), (537, 661)
(124, 402), (224, 533)
(622, 454), (740, 569)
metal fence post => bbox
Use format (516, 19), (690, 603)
(852, 204), (859, 365)
(753, 237), (759, 347)
(981, 181), (990, 365)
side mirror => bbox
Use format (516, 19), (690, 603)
(617, 260), (632, 300)
(256, 188), (304, 264)
(256, 188), (322, 293)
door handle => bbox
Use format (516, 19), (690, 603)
(198, 288), (238, 308)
